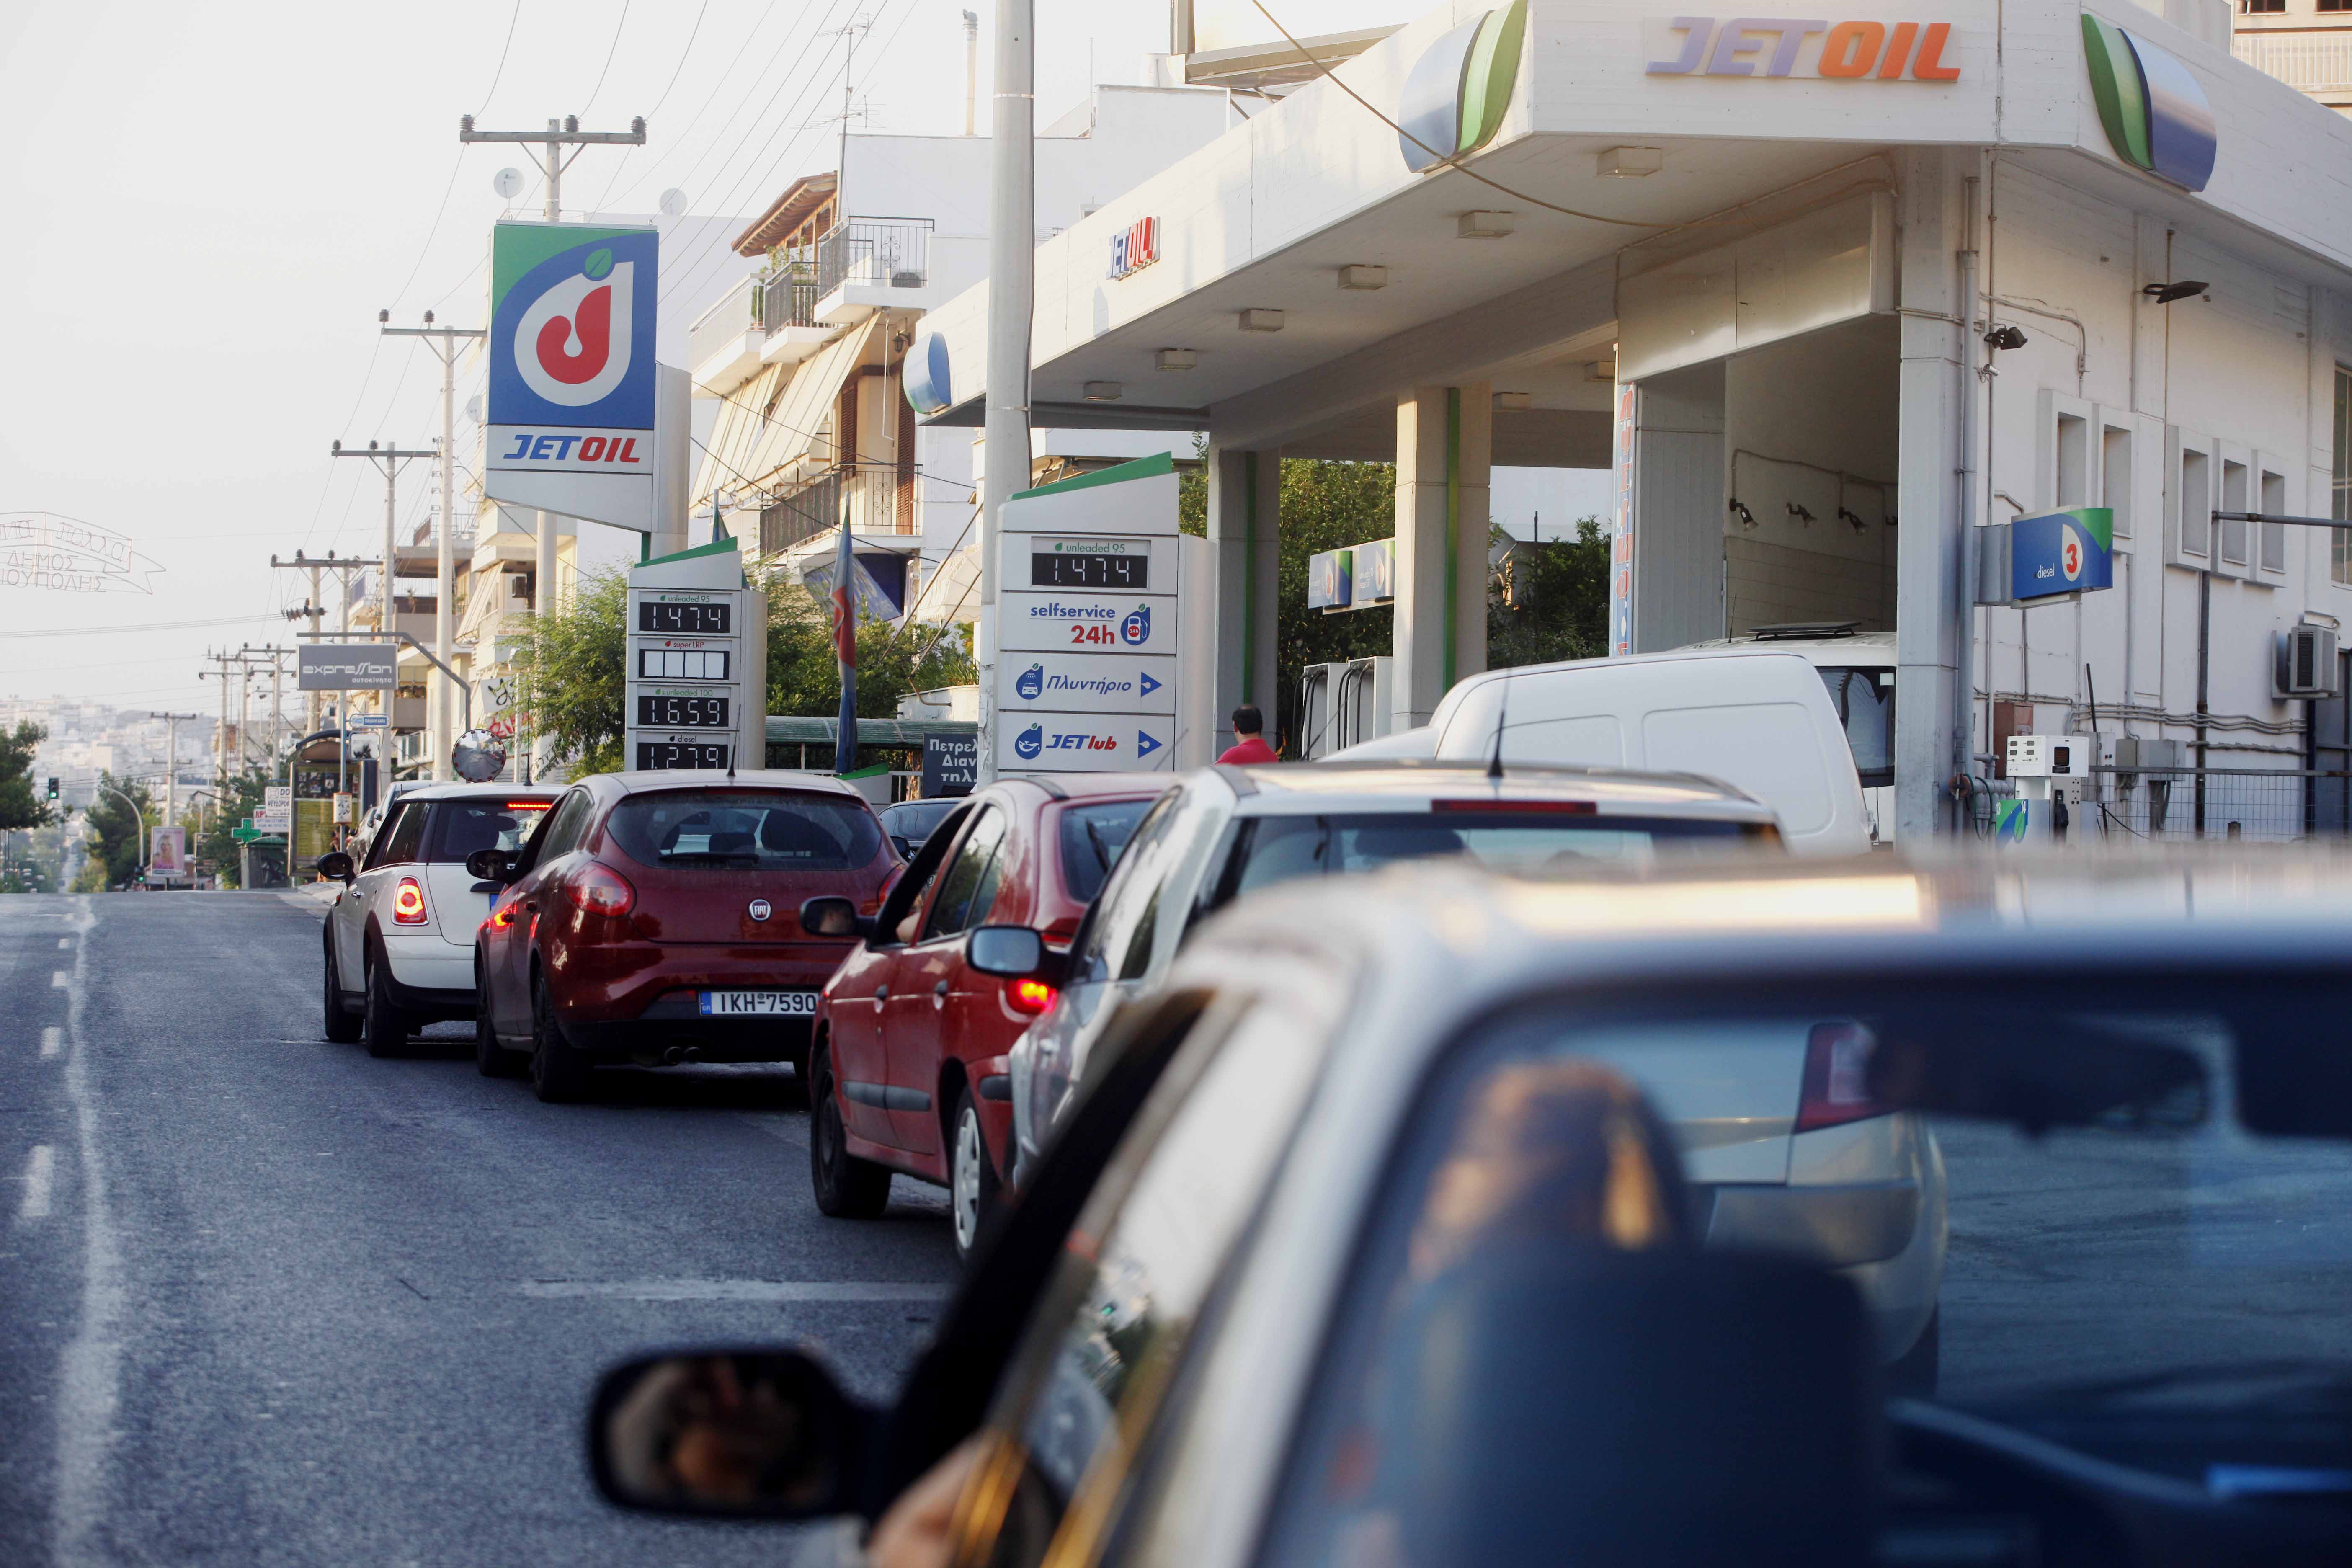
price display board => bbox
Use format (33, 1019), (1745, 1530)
(1030, 549), (1148, 590)
(625, 558), (766, 774)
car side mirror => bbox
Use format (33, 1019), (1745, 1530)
(968, 924), (1065, 985)
(465, 848), (516, 884)
(799, 895), (877, 941)
(890, 834), (914, 861)
(315, 851), (355, 885)
(587, 1349), (874, 1520)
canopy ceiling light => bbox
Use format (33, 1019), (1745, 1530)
(1239, 308), (1286, 333)
(1458, 209), (1516, 239)
(1493, 391), (1533, 412)
(1598, 147), (1664, 178)
(1983, 324), (2029, 351)
(1082, 382), (1124, 402)
(1338, 264), (1389, 290)
(1155, 349), (1198, 371)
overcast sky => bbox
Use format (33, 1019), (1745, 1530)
(0, 0), (1168, 716)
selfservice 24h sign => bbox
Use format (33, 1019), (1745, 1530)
(485, 222), (659, 532)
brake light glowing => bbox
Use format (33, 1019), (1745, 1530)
(1431, 799), (1599, 815)
(392, 877), (428, 925)
(1795, 1021), (1888, 1132)
(1009, 979), (1057, 1016)
(562, 862), (637, 918)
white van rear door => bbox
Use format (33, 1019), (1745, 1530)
(1429, 652), (1869, 854)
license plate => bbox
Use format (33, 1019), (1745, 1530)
(697, 991), (819, 1017)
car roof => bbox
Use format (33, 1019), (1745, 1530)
(596, 769), (869, 800)
(377, 782), (561, 803)
(1002, 772), (1180, 802)
(1675, 629), (1897, 665)
(1209, 759), (1776, 819)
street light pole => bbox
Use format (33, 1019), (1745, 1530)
(330, 441), (433, 774)
(979, 0), (1035, 785)
(381, 312), (486, 783)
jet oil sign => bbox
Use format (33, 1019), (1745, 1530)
(485, 222), (659, 532)
(1645, 18), (1963, 81)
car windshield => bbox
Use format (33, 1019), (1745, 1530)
(882, 799), (960, 841)
(1057, 797), (1156, 903)
(420, 799), (552, 864)
(1213, 810), (1771, 908)
(603, 789), (885, 871)
(1263, 976), (2352, 1564)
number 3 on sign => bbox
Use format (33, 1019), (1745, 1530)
(1070, 623), (1115, 646)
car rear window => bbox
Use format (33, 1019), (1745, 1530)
(882, 799), (962, 841)
(1057, 797), (1156, 904)
(603, 789), (885, 872)
(421, 799), (554, 864)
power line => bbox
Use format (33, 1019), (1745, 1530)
(590, 0), (714, 211)
(601, 2), (814, 214)
(0, 614), (281, 640)
(581, 0), (634, 117)
(479, 2), (524, 115)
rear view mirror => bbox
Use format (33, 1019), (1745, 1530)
(315, 851), (355, 885)
(799, 896), (874, 940)
(1867, 1016), (2207, 1133)
(588, 1349), (873, 1520)
(967, 924), (1046, 979)
(465, 848), (514, 884)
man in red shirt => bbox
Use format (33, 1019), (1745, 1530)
(1217, 704), (1279, 766)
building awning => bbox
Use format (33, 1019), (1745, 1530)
(698, 319), (879, 503)
(732, 173), (837, 257)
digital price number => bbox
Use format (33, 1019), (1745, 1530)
(637, 600), (732, 635)
(634, 694), (731, 729)
(634, 741), (732, 771)
(1031, 552), (1148, 590)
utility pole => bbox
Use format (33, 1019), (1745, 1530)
(834, 20), (871, 221)
(240, 646), (294, 769)
(980, 0), (1035, 784)
(380, 310), (486, 782)
(146, 712), (201, 829)
(273, 549), (380, 796)
(330, 441), (433, 774)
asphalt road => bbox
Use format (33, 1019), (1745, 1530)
(0, 891), (957, 1567)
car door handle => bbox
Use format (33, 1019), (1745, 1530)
(874, 985), (889, 1004)
(933, 980), (949, 1009)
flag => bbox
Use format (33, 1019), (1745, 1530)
(831, 506), (857, 775)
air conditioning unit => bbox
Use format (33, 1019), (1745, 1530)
(2276, 624), (2341, 698)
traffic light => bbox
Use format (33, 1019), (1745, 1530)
(44, 777), (58, 802)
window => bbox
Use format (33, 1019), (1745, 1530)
(2324, 0), (2350, 11)
(1057, 797), (1158, 905)
(2055, 412), (2089, 507)
(2260, 467), (2288, 576)
(2102, 425), (2133, 540)
(2220, 456), (2250, 567)
(1818, 667), (1896, 787)
(603, 789), (885, 872)
(1070, 791), (1186, 983)
(517, 789), (593, 873)
(922, 807), (1008, 941)
(2334, 367), (2352, 585)
(2243, 0), (2284, 12)
(421, 799), (552, 864)
(364, 802), (428, 870)
(2179, 445), (2212, 560)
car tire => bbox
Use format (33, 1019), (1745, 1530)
(475, 962), (519, 1078)
(322, 936), (362, 1044)
(362, 949), (412, 1059)
(528, 972), (590, 1104)
(809, 1039), (890, 1219)
(1888, 1307), (1939, 1397)
(949, 1086), (1001, 1266)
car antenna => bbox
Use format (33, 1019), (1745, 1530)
(1487, 670), (1511, 782)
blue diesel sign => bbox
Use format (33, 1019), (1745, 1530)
(2012, 508), (2114, 603)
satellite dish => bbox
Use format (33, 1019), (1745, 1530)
(464, 394), (484, 424)
(493, 167), (526, 200)
(452, 729), (509, 784)
(658, 188), (688, 217)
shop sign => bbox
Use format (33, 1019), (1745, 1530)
(1399, 1), (1529, 173)
(2081, 16), (2215, 193)
(1646, 18), (1962, 81)
(2012, 508), (2115, 603)
(1107, 217), (1159, 280)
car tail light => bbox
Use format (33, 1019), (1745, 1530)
(1008, 978), (1057, 1016)
(392, 877), (428, 925)
(1795, 1021), (1887, 1133)
(562, 862), (637, 919)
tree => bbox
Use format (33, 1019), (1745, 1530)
(1487, 516), (1610, 670)
(74, 773), (152, 891)
(191, 766), (280, 889)
(0, 720), (52, 832)
(513, 564), (978, 775)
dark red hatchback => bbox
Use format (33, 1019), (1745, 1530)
(470, 771), (898, 1102)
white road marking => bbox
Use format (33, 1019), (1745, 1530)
(50, 896), (121, 1568)
(17, 1145), (54, 1220)
(520, 1279), (949, 1303)
(41, 1028), (61, 1059)
(51, 971), (69, 988)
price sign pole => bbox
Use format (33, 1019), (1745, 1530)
(624, 539), (766, 773)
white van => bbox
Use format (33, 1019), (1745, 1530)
(1332, 647), (1873, 855)
(1676, 627), (1896, 843)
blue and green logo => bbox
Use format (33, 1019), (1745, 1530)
(1398, 1), (1528, 173)
(2082, 15), (2216, 192)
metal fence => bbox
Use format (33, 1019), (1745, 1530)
(1967, 766), (2352, 842)
(685, 271), (829, 366)
(812, 217), (932, 297)
(758, 465), (908, 554)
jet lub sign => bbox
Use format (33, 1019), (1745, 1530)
(485, 222), (659, 531)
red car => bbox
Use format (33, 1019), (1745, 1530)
(797, 774), (1171, 1259)
(470, 771), (899, 1103)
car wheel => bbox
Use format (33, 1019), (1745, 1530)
(808, 1039), (890, 1219)
(474, 962), (519, 1078)
(1887, 1307), (1939, 1397)
(322, 936), (362, 1043)
(528, 973), (591, 1104)
(362, 949), (411, 1059)
(949, 1086), (1001, 1266)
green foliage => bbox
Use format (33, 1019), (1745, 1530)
(77, 773), (153, 891)
(191, 766), (281, 889)
(0, 720), (52, 833)
(1487, 517), (1610, 670)
(512, 563), (978, 776)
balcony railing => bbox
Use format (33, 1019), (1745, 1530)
(812, 217), (933, 298)
(2234, 32), (2352, 97)
(689, 217), (935, 367)
(758, 464), (915, 554)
